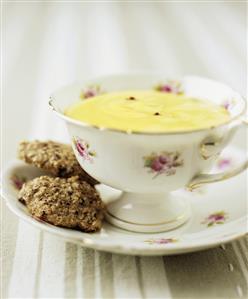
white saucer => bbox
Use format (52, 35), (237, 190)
(2, 147), (247, 256)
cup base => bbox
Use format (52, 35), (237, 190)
(105, 192), (191, 233)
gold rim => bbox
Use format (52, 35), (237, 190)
(106, 211), (187, 226)
(49, 96), (247, 136)
(48, 73), (247, 136)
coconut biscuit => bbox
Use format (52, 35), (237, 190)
(19, 176), (105, 232)
(18, 140), (98, 186)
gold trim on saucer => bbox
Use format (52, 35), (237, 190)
(106, 211), (187, 226)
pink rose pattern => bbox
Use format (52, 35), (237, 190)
(202, 211), (228, 227)
(217, 158), (232, 170)
(73, 137), (96, 162)
(11, 174), (27, 190)
(221, 98), (236, 112)
(80, 85), (104, 99)
(145, 238), (178, 245)
(155, 80), (183, 94)
(143, 151), (183, 178)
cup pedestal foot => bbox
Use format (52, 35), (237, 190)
(105, 192), (191, 233)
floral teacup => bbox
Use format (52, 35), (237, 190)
(49, 73), (247, 233)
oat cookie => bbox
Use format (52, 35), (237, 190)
(19, 176), (105, 232)
(18, 140), (98, 185)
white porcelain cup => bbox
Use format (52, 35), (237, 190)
(49, 73), (248, 233)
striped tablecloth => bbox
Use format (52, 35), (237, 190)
(2, 1), (247, 298)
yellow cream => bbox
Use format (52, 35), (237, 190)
(65, 90), (230, 133)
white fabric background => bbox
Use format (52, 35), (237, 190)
(2, 1), (247, 298)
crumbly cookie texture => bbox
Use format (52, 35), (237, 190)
(18, 140), (98, 186)
(19, 176), (105, 232)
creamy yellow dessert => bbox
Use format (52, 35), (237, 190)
(65, 91), (230, 133)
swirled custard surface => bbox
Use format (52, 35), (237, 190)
(65, 91), (230, 133)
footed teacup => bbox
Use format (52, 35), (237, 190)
(49, 73), (247, 233)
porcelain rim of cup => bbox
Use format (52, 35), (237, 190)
(49, 73), (247, 136)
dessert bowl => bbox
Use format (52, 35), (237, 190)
(49, 73), (248, 233)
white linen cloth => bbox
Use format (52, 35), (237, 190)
(2, 2), (247, 298)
